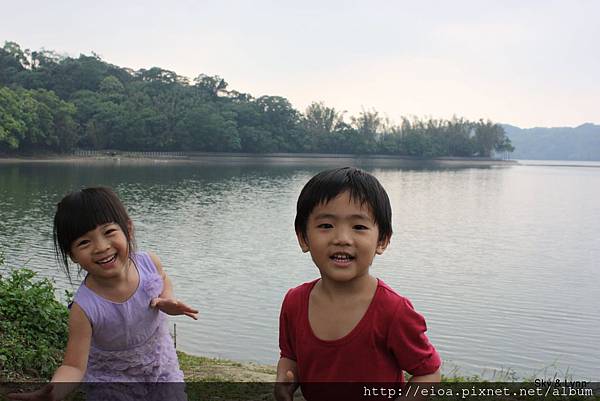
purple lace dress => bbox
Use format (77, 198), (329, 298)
(73, 251), (184, 384)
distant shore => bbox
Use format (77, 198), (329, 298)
(0, 151), (517, 168)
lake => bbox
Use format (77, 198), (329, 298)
(0, 157), (598, 380)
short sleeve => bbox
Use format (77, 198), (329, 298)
(387, 298), (441, 376)
(73, 285), (97, 327)
(135, 252), (164, 299)
(278, 289), (297, 361)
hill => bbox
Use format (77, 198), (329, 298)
(502, 123), (600, 161)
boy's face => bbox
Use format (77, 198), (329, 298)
(297, 191), (389, 284)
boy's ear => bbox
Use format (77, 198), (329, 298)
(375, 236), (390, 255)
(296, 231), (310, 253)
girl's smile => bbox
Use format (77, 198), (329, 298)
(95, 253), (119, 268)
(70, 222), (131, 279)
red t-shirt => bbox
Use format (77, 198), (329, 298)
(279, 278), (441, 383)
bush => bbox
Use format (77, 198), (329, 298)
(0, 259), (69, 380)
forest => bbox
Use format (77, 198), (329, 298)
(0, 41), (514, 157)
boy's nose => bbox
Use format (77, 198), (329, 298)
(332, 229), (352, 245)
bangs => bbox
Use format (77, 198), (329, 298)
(295, 167), (392, 243)
(313, 177), (372, 212)
(57, 193), (124, 247)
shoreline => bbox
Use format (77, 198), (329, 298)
(0, 152), (517, 168)
(0, 351), (277, 383)
(177, 351), (277, 382)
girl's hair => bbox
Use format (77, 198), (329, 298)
(295, 167), (393, 243)
(53, 187), (136, 276)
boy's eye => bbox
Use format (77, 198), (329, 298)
(354, 225), (369, 230)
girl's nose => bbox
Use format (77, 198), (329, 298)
(93, 237), (111, 252)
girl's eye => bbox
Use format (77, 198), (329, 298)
(76, 240), (90, 247)
(354, 225), (368, 230)
(105, 228), (117, 235)
(317, 223), (333, 229)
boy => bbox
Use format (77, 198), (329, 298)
(275, 167), (441, 401)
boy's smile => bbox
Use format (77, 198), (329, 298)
(330, 251), (355, 267)
(298, 191), (389, 283)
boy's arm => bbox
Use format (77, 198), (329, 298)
(408, 367), (441, 383)
(149, 252), (198, 320)
(274, 357), (298, 401)
(275, 289), (299, 400)
(404, 368), (442, 400)
(387, 298), (442, 383)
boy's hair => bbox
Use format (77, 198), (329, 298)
(295, 167), (392, 242)
(53, 187), (135, 276)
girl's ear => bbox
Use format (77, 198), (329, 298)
(296, 232), (310, 253)
(375, 236), (390, 255)
(127, 220), (134, 240)
(69, 253), (78, 264)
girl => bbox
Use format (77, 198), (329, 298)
(9, 187), (198, 401)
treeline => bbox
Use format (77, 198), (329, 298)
(0, 41), (513, 157)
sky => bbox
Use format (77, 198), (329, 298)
(1, 0), (599, 128)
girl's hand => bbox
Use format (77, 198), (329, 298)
(150, 297), (199, 320)
(8, 384), (55, 401)
(274, 370), (298, 401)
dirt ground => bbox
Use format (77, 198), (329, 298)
(178, 352), (277, 382)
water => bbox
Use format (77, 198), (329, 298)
(0, 158), (598, 380)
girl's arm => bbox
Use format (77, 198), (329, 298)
(149, 251), (175, 299)
(148, 252), (198, 320)
(53, 303), (92, 380)
(8, 303), (91, 401)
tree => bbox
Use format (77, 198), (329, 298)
(0, 87), (26, 149)
(302, 102), (345, 151)
(99, 76), (125, 97)
(255, 96), (302, 152)
(0, 46), (26, 85)
(2, 41), (30, 69)
(30, 49), (63, 70)
(303, 102), (344, 134)
(0, 40), (515, 157)
(29, 89), (79, 151)
(136, 67), (186, 85)
(0, 87), (53, 151)
(350, 109), (381, 153)
(194, 74), (228, 98)
(0, 87), (78, 152)
(473, 120), (512, 157)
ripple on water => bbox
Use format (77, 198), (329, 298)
(1, 162), (599, 379)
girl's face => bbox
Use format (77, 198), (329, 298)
(69, 222), (131, 279)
